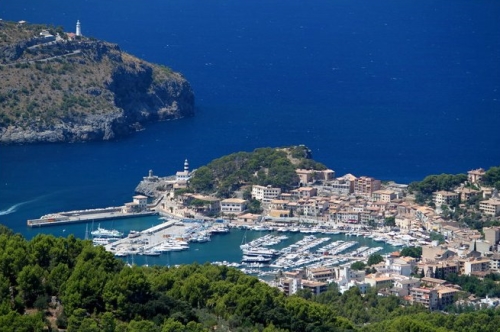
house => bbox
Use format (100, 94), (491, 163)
(220, 198), (247, 214)
(364, 274), (394, 290)
(392, 278), (420, 296)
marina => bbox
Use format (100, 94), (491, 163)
(24, 204), (428, 278)
(74, 215), (413, 278)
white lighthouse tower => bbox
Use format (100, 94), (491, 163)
(76, 20), (81, 36)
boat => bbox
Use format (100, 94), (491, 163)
(92, 237), (121, 246)
(142, 249), (161, 256)
(242, 255), (272, 263)
(91, 224), (123, 238)
(128, 230), (141, 238)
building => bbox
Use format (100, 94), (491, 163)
(489, 253), (500, 272)
(306, 267), (335, 282)
(301, 280), (328, 295)
(354, 176), (381, 197)
(484, 227), (500, 250)
(437, 287), (459, 309)
(122, 195), (148, 213)
(324, 176), (355, 195)
(296, 169), (315, 185)
(468, 168), (485, 184)
(220, 198), (247, 214)
(462, 258), (491, 275)
(410, 287), (439, 310)
(392, 278), (420, 296)
(455, 187), (481, 202)
(290, 187), (317, 199)
(175, 159), (192, 184)
(372, 190), (397, 202)
(251, 185), (281, 203)
(433, 191), (459, 207)
(365, 274), (394, 290)
(479, 198), (500, 216)
(76, 20), (81, 36)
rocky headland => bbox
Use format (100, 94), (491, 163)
(0, 21), (194, 144)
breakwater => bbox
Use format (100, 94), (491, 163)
(27, 207), (158, 227)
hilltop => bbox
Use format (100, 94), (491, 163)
(0, 20), (194, 144)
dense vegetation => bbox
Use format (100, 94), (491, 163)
(2, 225), (500, 331)
(189, 146), (326, 197)
(408, 173), (467, 204)
(482, 166), (500, 190)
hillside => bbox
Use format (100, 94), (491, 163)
(188, 146), (327, 197)
(0, 20), (194, 144)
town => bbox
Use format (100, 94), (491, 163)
(134, 158), (500, 311)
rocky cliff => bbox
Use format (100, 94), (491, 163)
(0, 21), (194, 144)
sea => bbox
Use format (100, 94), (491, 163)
(0, 1), (499, 265)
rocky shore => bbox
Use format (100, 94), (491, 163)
(0, 21), (195, 144)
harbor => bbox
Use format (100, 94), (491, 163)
(73, 215), (409, 278)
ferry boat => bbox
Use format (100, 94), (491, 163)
(91, 224), (123, 238)
(242, 255), (272, 263)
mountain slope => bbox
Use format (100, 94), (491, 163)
(0, 20), (194, 144)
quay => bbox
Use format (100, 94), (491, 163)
(27, 208), (158, 227)
(27, 194), (158, 227)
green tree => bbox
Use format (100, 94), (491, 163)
(384, 216), (396, 227)
(367, 254), (384, 266)
(351, 261), (366, 271)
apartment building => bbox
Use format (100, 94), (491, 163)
(306, 267), (335, 282)
(433, 191), (459, 207)
(410, 287), (439, 310)
(467, 168), (485, 184)
(372, 189), (397, 202)
(354, 176), (381, 197)
(251, 185), (282, 203)
(479, 198), (500, 216)
(220, 198), (247, 214)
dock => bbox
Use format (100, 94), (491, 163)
(27, 207), (158, 227)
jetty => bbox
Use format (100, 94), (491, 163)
(27, 194), (157, 227)
(27, 207), (157, 227)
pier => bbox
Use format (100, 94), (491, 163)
(27, 207), (158, 227)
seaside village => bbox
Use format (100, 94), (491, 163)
(128, 161), (500, 311)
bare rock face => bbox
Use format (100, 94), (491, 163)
(0, 21), (195, 144)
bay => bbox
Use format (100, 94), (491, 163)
(0, 0), (499, 247)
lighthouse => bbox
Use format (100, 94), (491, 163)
(76, 20), (81, 36)
(184, 159), (189, 173)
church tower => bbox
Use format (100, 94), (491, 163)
(76, 20), (82, 36)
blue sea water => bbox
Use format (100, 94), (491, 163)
(1, 0), (499, 243)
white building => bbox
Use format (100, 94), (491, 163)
(76, 20), (81, 36)
(220, 198), (247, 214)
(251, 185), (281, 203)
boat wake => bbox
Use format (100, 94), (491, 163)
(0, 197), (42, 216)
